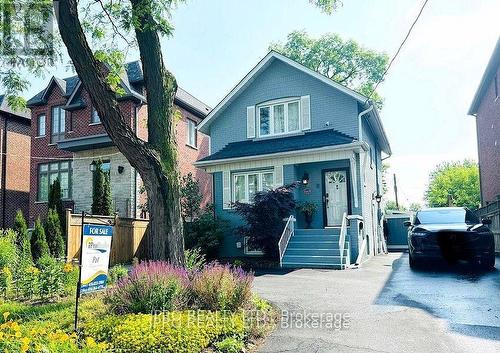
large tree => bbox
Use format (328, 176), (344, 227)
(425, 160), (480, 210)
(1, 0), (341, 264)
(271, 31), (388, 108)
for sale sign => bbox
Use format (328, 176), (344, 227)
(80, 224), (113, 294)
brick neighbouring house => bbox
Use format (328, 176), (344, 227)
(0, 95), (31, 228)
(468, 37), (500, 205)
(26, 61), (212, 226)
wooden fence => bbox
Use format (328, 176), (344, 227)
(66, 210), (149, 265)
(475, 201), (500, 254)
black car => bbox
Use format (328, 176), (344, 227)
(405, 207), (495, 269)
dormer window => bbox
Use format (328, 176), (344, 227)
(258, 98), (300, 137)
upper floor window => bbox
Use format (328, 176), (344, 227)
(233, 170), (274, 203)
(186, 119), (197, 148)
(51, 106), (65, 143)
(37, 114), (46, 136)
(258, 98), (300, 137)
(91, 108), (101, 124)
(38, 161), (72, 201)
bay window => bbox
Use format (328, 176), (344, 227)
(258, 99), (300, 137)
(51, 106), (65, 143)
(233, 170), (274, 203)
(38, 161), (72, 201)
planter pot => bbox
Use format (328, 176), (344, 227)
(305, 213), (313, 229)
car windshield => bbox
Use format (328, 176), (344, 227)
(415, 209), (480, 225)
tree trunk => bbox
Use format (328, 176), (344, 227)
(54, 0), (184, 264)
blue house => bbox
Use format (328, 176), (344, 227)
(196, 51), (391, 268)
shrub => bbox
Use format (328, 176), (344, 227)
(92, 160), (113, 216)
(214, 337), (245, 353)
(232, 184), (296, 259)
(184, 204), (227, 259)
(13, 210), (32, 262)
(37, 255), (65, 299)
(191, 262), (253, 311)
(83, 311), (245, 353)
(48, 178), (66, 240)
(0, 234), (17, 269)
(45, 208), (65, 258)
(184, 247), (206, 272)
(181, 172), (203, 221)
(105, 261), (190, 314)
(63, 263), (79, 295)
(17, 265), (40, 299)
(0, 267), (12, 297)
(31, 218), (49, 263)
(107, 264), (128, 285)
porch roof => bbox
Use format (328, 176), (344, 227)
(197, 128), (354, 163)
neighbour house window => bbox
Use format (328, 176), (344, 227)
(37, 114), (46, 136)
(186, 119), (197, 147)
(37, 161), (72, 201)
(51, 106), (65, 143)
(233, 170), (274, 203)
(91, 108), (101, 124)
(258, 99), (300, 137)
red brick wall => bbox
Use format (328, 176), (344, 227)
(476, 66), (500, 205)
(0, 114), (31, 228)
(29, 81), (211, 225)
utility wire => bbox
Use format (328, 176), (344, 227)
(366, 0), (430, 103)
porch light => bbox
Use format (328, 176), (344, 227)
(301, 172), (309, 186)
(89, 162), (96, 172)
(375, 194), (382, 204)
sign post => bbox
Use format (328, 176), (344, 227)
(74, 212), (113, 332)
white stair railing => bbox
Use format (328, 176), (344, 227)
(339, 212), (350, 269)
(278, 215), (295, 267)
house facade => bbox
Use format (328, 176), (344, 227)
(27, 61), (211, 226)
(468, 37), (500, 206)
(196, 52), (391, 268)
(0, 96), (31, 228)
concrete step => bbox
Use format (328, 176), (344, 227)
(281, 262), (343, 269)
(285, 248), (348, 256)
(291, 234), (341, 242)
(295, 228), (341, 236)
(281, 254), (345, 264)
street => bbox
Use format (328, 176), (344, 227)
(253, 252), (500, 353)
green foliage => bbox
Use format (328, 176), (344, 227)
(37, 255), (66, 299)
(214, 337), (245, 353)
(309, 0), (342, 14)
(91, 160), (113, 216)
(297, 201), (318, 216)
(384, 200), (402, 214)
(425, 160), (480, 209)
(0, 234), (17, 269)
(107, 264), (129, 285)
(44, 208), (65, 258)
(233, 185), (296, 259)
(184, 205), (227, 259)
(0, 267), (13, 297)
(180, 172), (203, 220)
(48, 178), (66, 236)
(409, 203), (422, 212)
(13, 210), (32, 262)
(184, 248), (206, 272)
(381, 163), (390, 195)
(271, 30), (389, 108)
(83, 311), (245, 353)
(30, 218), (49, 263)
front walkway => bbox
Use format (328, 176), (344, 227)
(253, 253), (500, 353)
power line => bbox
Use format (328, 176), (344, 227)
(0, 151), (122, 161)
(366, 0), (430, 103)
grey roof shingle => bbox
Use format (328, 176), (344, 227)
(197, 128), (355, 163)
(27, 61), (211, 117)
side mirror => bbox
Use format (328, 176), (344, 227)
(482, 218), (492, 225)
(403, 221), (412, 227)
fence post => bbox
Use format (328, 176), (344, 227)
(65, 208), (72, 262)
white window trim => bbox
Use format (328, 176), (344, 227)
(244, 237), (264, 255)
(232, 170), (274, 203)
(186, 119), (197, 148)
(257, 97), (300, 138)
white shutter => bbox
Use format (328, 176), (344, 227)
(247, 106), (256, 138)
(300, 95), (311, 130)
(222, 170), (231, 209)
(274, 165), (283, 188)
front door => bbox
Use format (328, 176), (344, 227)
(324, 170), (348, 226)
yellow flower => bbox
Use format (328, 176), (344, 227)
(63, 263), (74, 273)
(2, 312), (9, 322)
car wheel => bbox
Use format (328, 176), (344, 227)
(482, 255), (495, 270)
(409, 253), (419, 269)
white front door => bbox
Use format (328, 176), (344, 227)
(325, 171), (348, 226)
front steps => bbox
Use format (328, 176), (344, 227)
(281, 228), (349, 269)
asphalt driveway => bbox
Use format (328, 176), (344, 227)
(253, 253), (500, 353)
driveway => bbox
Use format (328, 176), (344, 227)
(253, 253), (500, 353)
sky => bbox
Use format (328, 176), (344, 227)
(24, 0), (500, 207)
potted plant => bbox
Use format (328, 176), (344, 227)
(297, 202), (317, 229)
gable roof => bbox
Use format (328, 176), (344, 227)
(197, 51), (391, 154)
(0, 95), (30, 120)
(27, 61), (211, 117)
(196, 128), (357, 165)
(468, 37), (500, 115)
